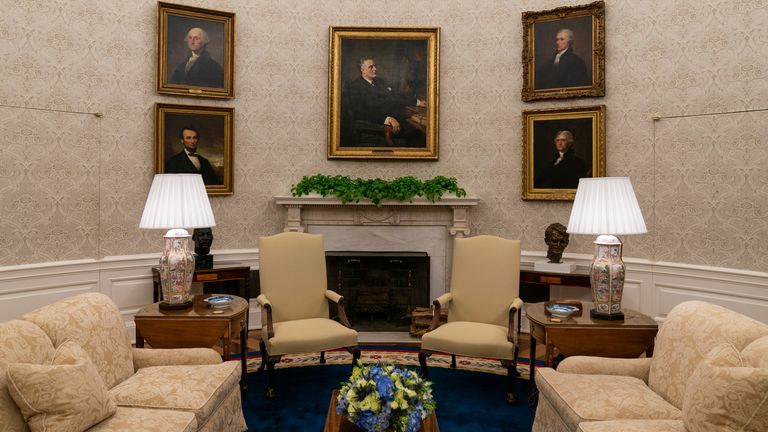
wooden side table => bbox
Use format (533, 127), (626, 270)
(526, 301), (658, 387)
(324, 389), (439, 432)
(151, 265), (251, 303)
(519, 269), (591, 290)
(134, 294), (249, 394)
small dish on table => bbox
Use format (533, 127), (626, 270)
(204, 295), (234, 309)
(546, 303), (580, 319)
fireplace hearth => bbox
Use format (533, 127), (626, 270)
(326, 252), (430, 331)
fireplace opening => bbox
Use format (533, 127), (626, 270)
(326, 252), (430, 331)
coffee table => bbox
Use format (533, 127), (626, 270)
(134, 294), (249, 394)
(526, 301), (658, 385)
(324, 389), (439, 432)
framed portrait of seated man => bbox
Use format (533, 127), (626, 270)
(154, 103), (234, 196)
(521, 1), (605, 102)
(327, 26), (440, 160)
(522, 105), (606, 200)
(157, 2), (235, 99)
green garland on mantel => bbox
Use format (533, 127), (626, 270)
(290, 174), (467, 206)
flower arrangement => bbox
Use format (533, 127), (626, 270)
(336, 362), (436, 432)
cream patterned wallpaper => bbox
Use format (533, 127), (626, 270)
(0, 0), (766, 272)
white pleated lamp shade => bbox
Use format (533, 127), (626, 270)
(567, 177), (647, 235)
(139, 174), (216, 230)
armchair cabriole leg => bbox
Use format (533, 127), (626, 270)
(501, 359), (519, 405)
(265, 354), (281, 399)
(320, 351), (326, 364)
(347, 346), (361, 368)
(418, 350), (432, 378)
(450, 354), (457, 368)
(257, 340), (267, 372)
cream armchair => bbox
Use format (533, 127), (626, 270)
(256, 232), (360, 397)
(532, 301), (768, 432)
(419, 235), (523, 404)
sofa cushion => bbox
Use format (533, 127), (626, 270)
(6, 340), (117, 432)
(0, 320), (55, 432)
(89, 407), (197, 432)
(683, 342), (768, 432)
(535, 367), (681, 431)
(741, 335), (768, 368)
(109, 360), (240, 424)
(648, 301), (768, 409)
(20, 293), (135, 389)
(576, 419), (686, 432)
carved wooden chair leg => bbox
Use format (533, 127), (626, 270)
(501, 359), (519, 405)
(347, 346), (361, 368)
(265, 354), (282, 399)
(450, 354), (457, 368)
(418, 350), (432, 378)
(320, 351), (326, 364)
(511, 346), (520, 376)
(257, 340), (267, 372)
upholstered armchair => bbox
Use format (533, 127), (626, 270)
(532, 301), (768, 432)
(256, 232), (360, 397)
(419, 235), (523, 404)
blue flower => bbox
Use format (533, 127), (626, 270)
(338, 362), (435, 432)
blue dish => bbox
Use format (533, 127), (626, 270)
(546, 303), (579, 318)
(205, 295), (234, 309)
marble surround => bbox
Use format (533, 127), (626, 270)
(275, 196), (479, 299)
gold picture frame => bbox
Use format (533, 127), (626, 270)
(522, 1), (605, 102)
(154, 103), (234, 196)
(157, 2), (235, 99)
(328, 26), (440, 160)
(522, 105), (606, 200)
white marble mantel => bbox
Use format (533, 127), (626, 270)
(273, 195), (480, 236)
(273, 195), (480, 298)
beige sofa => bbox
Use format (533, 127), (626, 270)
(1, 293), (247, 432)
(532, 300), (768, 432)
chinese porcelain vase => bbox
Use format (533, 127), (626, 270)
(589, 235), (626, 320)
(159, 229), (195, 309)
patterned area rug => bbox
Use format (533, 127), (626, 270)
(246, 346), (534, 379)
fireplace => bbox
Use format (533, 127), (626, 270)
(274, 195), (479, 305)
(326, 252), (430, 331)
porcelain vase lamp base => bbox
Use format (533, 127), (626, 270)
(589, 235), (626, 321)
(158, 229), (195, 311)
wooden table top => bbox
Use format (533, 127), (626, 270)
(135, 294), (248, 319)
(526, 302), (657, 328)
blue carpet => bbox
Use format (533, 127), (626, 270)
(242, 364), (534, 432)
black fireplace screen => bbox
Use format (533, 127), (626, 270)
(326, 251), (430, 331)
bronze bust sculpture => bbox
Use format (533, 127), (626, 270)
(544, 223), (570, 263)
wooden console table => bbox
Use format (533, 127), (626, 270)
(134, 294), (249, 394)
(152, 265), (251, 303)
(520, 269), (591, 290)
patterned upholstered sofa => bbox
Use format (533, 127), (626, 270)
(532, 300), (768, 432)
(1, 293), (247, 432)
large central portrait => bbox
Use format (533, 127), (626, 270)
(328, 27), (440, 160)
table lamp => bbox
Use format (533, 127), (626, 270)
(566, 177), (647, 320)
(139, 174), (216, 310)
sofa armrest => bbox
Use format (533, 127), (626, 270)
(132, 347), (222, 371)
(557, 356), (652, 383)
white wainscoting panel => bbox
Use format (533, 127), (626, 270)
(1, 250), (766, 344)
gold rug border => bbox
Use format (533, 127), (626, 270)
(247, 349), (532, 380)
